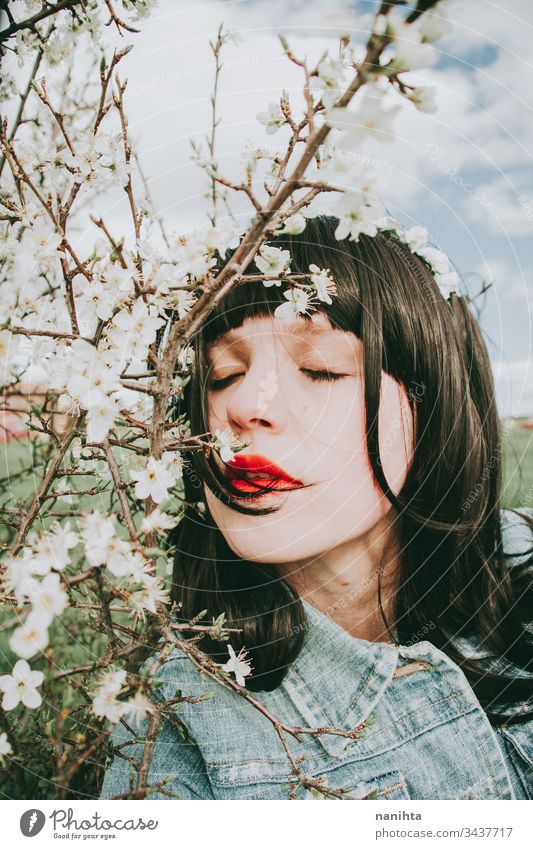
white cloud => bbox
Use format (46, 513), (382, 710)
(476, 257), (532, 303)
(464, 173), (533, 237)
(493, 358), (533, 417)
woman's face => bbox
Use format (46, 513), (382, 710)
(204, 311), (414, 564)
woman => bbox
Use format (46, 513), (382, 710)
(100, 215), (533, 800)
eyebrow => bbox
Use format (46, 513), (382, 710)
(208, 321), (345, 349)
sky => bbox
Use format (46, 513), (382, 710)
(5, 0), (533, 416)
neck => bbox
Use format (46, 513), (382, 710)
(277, 510), (400, 644)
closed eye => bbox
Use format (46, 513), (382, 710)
(209, 373), (245, 390)
(209, 369), (347, 390)
(300, 368), (348, 382)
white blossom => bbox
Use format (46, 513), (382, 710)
(377, 11), (438, 72)
(121, 0), (158, 21)
(130, 454), (182, 504)
(24, 215), (62, 260)
(80, 510), (116, 548)
(334, 195), (384, 241)
(327, 86), (401, 146)
(312, 58), (346, 108)
(0, 732), (12, 761)
(43, 31), (72, 67)
(388, 24), (437, 72)
(202, 223), (242, 258)
(92, 669), (128, 724)
(106, 543), (141, 579)
(28, 521), (79, 576)
(309, 265), (337, 305)
(415, 245), (449, 274)
(65, 339), (121, 407)
(79, 512), (136, 574)
(0, 329), (22, 383)
(141, 507), (177, 534)
(74, 132), (129, 190)
(9, 610), (49, 660)
(221, 644), (252, 687)
(274, 288), (314, 321)
(1, 548), (36, 605)
(177, 345), (195, 371)
(240, 139), (264, 175)
(14, 30), (39, 68)
(0, 222), (19, 261)
(115, 383), (154, 421)
(37, 141), (74, 194)
(27, 573), (68, 626)
(278, 214), (307, 235)
(79, 262), (135, 321)
(129, 574), (170, 620)
(150, 265), (196, 316)
(86, 394), (119, 443)
(97, 669), (128, 693)
(110, 301), (166, 353)
(256, 102), (286, 134)
(124, 551), (153, 583)
(56, 392), (81, 416)
(407, 86), (438, 113)
(0, 659), (45, 711)
(265, 157), (282, 191)
(419, 3), (454, 43)
(171, 237), (217, 280)
(254, 244), (291, 282)
(434, 271), (459, 298)
(213, 427), (243, 463)
(165, 287), (196, 317)
(403, 226), (429, 251)
(388, 227), (459, 299)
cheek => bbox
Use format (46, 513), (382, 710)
(378, 377), (414, 494)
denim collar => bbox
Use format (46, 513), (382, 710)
(279, 597), (400, 757)
(279, 508), (533, 756)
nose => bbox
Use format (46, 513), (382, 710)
(225, 360), (288, 436)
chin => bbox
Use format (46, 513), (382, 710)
(221, 534), (291, 564)
(219, 527), (328, 565)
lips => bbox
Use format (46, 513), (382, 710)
(224, 454), (304, 493)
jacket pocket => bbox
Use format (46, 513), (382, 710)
(499, 722), (533, 799)
(346, 769), (412, 801)
(208, 759), (411, 800)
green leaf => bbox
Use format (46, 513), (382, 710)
(143, 547), (167, 558)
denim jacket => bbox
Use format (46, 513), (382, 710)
(100, 508), (533, 800)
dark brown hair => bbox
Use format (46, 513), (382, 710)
(168, 215), (533, 724)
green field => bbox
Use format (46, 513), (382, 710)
(501, 427), (533, 510)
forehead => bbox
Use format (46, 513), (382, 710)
(207, 313), (359, 352)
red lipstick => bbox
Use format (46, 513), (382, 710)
(225, 454), (303, 493)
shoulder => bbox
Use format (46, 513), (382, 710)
(147, 643), (211, 697)
(143, 638), (256, 730)
(500, 506), (533, 568)
(100, 644), (220, 800)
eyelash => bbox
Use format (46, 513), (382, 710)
(209, 369), (346, 390)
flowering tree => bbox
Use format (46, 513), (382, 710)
(0, 0), (455, 799)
